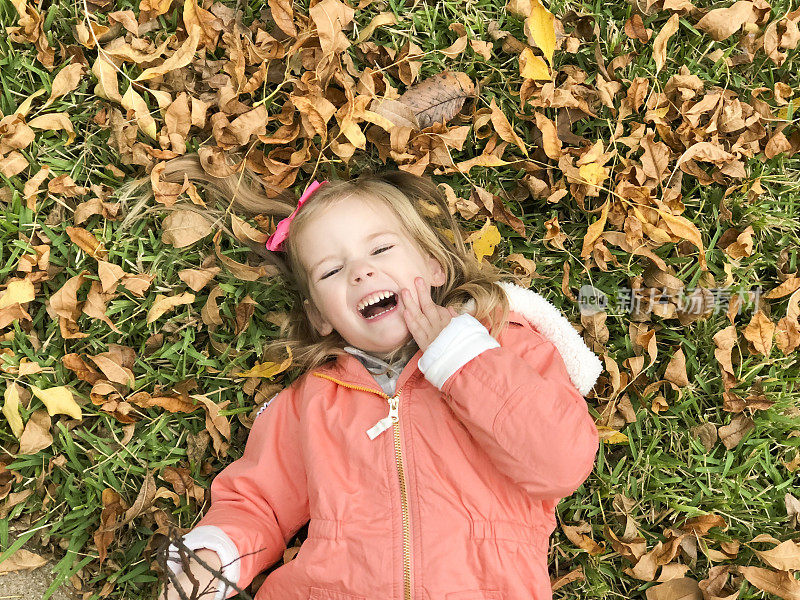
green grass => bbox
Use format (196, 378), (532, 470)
(0, 0), (798, 598)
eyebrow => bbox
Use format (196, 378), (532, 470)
(311, 231), (396, 273)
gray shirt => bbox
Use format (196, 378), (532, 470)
(343, 345), (414, 396)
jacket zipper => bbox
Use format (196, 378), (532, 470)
(312, 373), (413, 600)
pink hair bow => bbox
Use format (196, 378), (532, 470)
(265, 180), (328, 252)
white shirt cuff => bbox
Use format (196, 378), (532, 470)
(166, 525), (241, 600)
(417, 313), (500, 390)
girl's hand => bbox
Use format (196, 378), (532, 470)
(400, 277), (458, 352)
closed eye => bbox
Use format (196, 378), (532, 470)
(320, 245), (394, 280)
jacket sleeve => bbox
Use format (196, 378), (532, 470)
(417, 313), (599, 500)
(166, 388), (310, 599)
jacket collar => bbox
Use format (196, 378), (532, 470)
(316, 281), (603, 397)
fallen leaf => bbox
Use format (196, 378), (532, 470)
(29, 385), (82, 420)
(161, 210), (213, 248)
(121, 85), (157, 139)
(136, 25), (201, 81)
(308, 0), (355, 56)
(147, 292), (195, 324)
(0, 547), (47, 573)
(2, 383), (24, 438)
(696, 1), (757, 41)
(0, 280), (35, 309)
(525, 0), (556, 64)
(653, 14), (680, 73)
(489, 97), (528, 157)
(519, 48), (551, 80)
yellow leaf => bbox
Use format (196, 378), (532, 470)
(30, 385), (82, 421)
(519, 48), (551, 81)
(0, 280), (35, 309)
(653, 207), (707, 270)
(581, 199), (610, 258)
(121, 86), (157, 140)
(597, 425), (629, 444)
(2, 384), (24, 438)
(525, 0), (556, 64)
(578, 162), (609, 187)
(472, 220), (502, 264)
(235, 346), (293, 379)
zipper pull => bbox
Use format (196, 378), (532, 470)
(366, 395), (400, 440)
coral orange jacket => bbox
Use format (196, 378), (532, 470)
(167, 282), (603, 600)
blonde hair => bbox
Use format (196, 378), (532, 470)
(119, 154), (528, 381)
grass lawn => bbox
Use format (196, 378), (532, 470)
(0, 0), (798, 598)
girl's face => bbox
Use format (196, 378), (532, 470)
(296, 194), (446, 356)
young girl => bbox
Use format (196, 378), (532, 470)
(158, 164), (603, 600)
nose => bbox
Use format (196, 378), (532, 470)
(349, 260), (375, 284)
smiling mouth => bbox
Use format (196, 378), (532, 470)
(358, 292), (399, 320)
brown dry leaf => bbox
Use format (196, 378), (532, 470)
(488, 98), (528, 157)
(97, 260), (127, 293)
(561, 523), (606, 555)
(191, 394), (231, 456)
(89, 353), (135, 387)
(94, 487), (126, 566)
(147, 292), (195, 324)
(743, 310), (775, 356)
(62, 353), (103, 384)
(625, 14), (652, 43)
(107, 10), (139, 35)
(534, 112), (562, 158)
(66, 226), (107, 259)
(0, 279), (35, 309)
(183, 0), (222, 50)
(752, 539), (800, 571)
(641, 132), (671, 183)
(18, 409), (53, 455)
(664, 348), (691, 386)
(439, 23), (469, 59)
(0, 547), (48, 573)
(309, 0), (354, 55)
(43, 63), (84, 108)
(395, 71), (475, 131)
(27, 113), (76, 144)
(696, 0), (757, 41)
(267, 0), (296, 37)
(739, 565), (800, 598)
(121, 85), (157, 139)
(355, 11), (396, 43)
(213, 231), (275, 280)
(178, 267), (221, 291)
(136, 25), (201, 81)
(83, 281), (122, 333)
(719, 413), (755, 449)
(231, 214), (268, 245)
(49, 271), (86, 323)
(161, 210), (213, 248)
(120, 470), (156, 526)
(654, 206), (708, 270)
(653, 14), (680, 73)
(644, 578), (702, 600)
(91, 54), (123, 103)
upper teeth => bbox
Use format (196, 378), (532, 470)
(358, 291), (394, 312)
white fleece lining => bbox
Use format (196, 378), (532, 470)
(166, 525), (241, 600)
(418, 313), (501, 390)
(461, 281), (603, 395)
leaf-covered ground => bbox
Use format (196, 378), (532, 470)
(0, 0), (799, 598)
